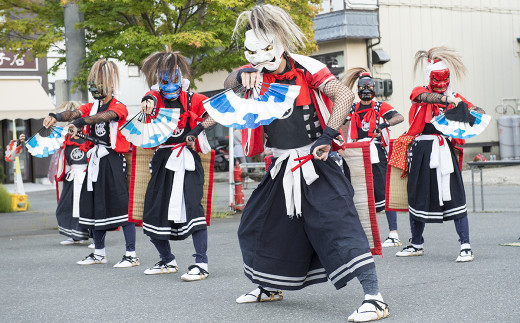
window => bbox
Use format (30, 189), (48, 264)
(311, 51), (345, 77)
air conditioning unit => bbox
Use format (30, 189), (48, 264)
(372, 49), (390, 65)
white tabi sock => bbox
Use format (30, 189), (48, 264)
(365, 292), (383, 302)
(411, 243), (423, 249)
(460, 243), (471, 250)
(126, 251), (136, 258)
(94, 248), (106, 257)
(388, 232), (399, 239)
(196, 262), (208, 272)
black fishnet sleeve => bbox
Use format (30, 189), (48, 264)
(416, 92), (450, 104)
(72, 110), (119, 128)
(321, 79), (355, 130)
(386, 112), (404, 126)
(185, 115), (217, 139)
(224, 70), (240, 89)
(201, 115), (217, 129)
(55, 110), (82, 121)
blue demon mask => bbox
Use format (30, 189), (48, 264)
(159, 68), (182, 100)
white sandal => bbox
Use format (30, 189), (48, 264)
(348, 299), (390, 322)
(180, 264), (209, 281)
(236, 286), (283, 303)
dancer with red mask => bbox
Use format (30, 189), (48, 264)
(342, 68), (404, 247)
(393, 46), (485, 262)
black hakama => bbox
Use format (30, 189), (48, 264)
(238, 157), (375, 291)
(407, 137), (467, 223)
(142, 147), (206, 241)
(56, 177), (89, 240)
(78, 148), (129, 230)
(371, 143), (388, 212)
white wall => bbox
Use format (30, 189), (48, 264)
(117, 64), (149, 117)
(374, 0), (520, 143)
(47, 56), (149, 117)
(193, 70), (229, 92)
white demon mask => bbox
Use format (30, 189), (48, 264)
(244, 30), (284, 72)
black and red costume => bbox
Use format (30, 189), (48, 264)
(141, 89), (209, 241)
(77, 99), (131, 230)
(346, 100), (398, 211)
(55, 135), (89, 241)
(235, 54), (377, 291)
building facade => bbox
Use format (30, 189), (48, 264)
(309, 0), (520, 158)
(0, 50), (55, 183)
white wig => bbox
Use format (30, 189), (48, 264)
(233, 4), (307, 53)
(414, 46), (467, 80)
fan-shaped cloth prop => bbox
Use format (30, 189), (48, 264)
(202, 82), (301, 129)
(385, 139), (463, 212)
(127, 146), (215, 226)
(339, 142), (382, 256)
(120, 108), (181, 148)
(4, 140), (23, 162)
(26, 126), (68, 158)
(432, 102), (491, 139)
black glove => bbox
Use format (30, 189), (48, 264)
(444, 101), (476, 126)
(185, 123), (204, 141)
(72, 118), (87, 129)
(376, 122), (389, 130)
(310, 126), (340, 155)
(141, 94), (157, 104)
(49, 112), (63, 122)
(236, 67), (259, 83)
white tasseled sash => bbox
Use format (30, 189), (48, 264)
(415, 134), (454, 206)
(270, 143), (319, 218)
(65, 164), (87, 218)
(160, 145), (195, 223)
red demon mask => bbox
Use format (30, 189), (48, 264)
(429, 68), (450, 93)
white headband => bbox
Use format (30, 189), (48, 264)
(426, 60), (453, 97)
(426, 60), (449, 74)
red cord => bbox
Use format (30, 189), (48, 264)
(171, 142), (187, 157)
(291, 154), (313, 172)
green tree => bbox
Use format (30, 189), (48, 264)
(0, 0), (320, 87)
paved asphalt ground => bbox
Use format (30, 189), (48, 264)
(1, 179), (519, 322)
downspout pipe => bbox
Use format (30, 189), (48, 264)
(366, 0), (381, 72)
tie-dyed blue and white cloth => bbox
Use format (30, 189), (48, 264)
(120, 108), (180, 148)
(432, 110), (490, 139)
(26, 126), (68, 158)
(203, 82), (300, 129)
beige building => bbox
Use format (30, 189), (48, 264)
(197, 0), (520, 159)
(376, 0), (520, 149)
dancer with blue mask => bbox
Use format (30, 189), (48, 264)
(139, 51), (212, 281)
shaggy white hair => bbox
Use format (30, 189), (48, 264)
(233, 4), (307, 53)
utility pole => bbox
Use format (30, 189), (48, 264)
(63, 1), (88, 103)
